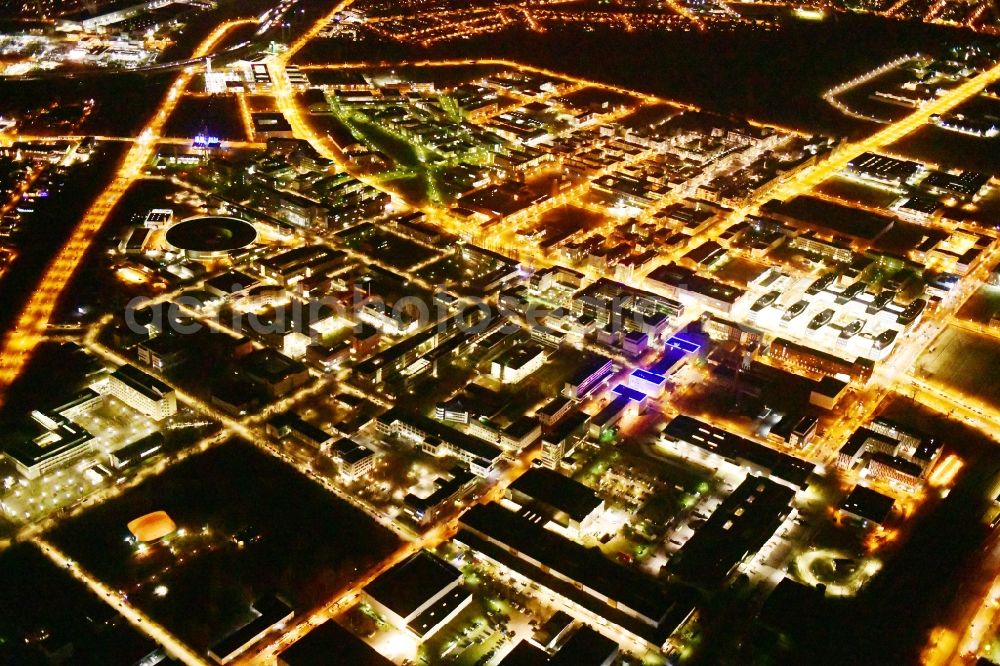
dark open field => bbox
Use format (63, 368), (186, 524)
(48, 441), (401, 652)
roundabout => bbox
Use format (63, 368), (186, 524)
(795, 548), (881, 596)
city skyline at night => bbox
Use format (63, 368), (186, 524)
(0, 0), (999, 664)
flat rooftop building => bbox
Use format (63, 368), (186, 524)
(377, 407), (504, 476)
(846, 152), (922, 186)
(500, 625), (619, 666)
(404, 467), (476, 525)
(564, 352), (614, 400)
(108, 432), (164, 470)
(540, 410), (591, 469)
(278, 620), (393, 666)
(499, 641), (550, 666)
(650, 346), (689, 376)
(840, 485), (895, 526)
(770, 337), (874, 383)
(646, 263), (744, 314)
(508, 467), (604, 535)
(550, 625), (620, 666)
(364, 551), (471, 640)
(6, 389), (102, 479)
(257, 245), (346, 284)
(764, 196), (895, 243)
(670, 475), (795, 587)
(267, 412), (336, 452)
(205, 270), (258, 298)
(536, 396), (572, 427)
(457, 503), (697, 648)
(209, 596), (294, 664)
(252, 113), (294, 138)
(330, 437), (376, 480)
(663, 415), (815, 489)
(240, 349), (310, 398)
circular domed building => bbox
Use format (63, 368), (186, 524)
(164, 215), (257, 261)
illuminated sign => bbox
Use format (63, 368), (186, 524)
(193, 134), (222, 148)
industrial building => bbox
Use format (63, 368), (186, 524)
(506, 467), (605, 537)
(457, 503), (698, 649)
(363, 551), (472, 640)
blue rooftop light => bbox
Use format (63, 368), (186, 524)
(665, 334), (701, 354)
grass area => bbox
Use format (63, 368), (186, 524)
(414, 252), (473, 288)
(0, 544), (157, 662)
(889, 123), (1000, 173)
(328, 105), (449, 205)
(526, 347), (590, 398)
(414, 250), (511, 295)
(48, 442), (400, 651)
(164, 95), (248, 142)
(956, 284), (1000, 326)
(917, 325), (1000, 410)
(815, 175), (901, 209)
(404, 359), (478, 414)
(711, 256), (768, 287)
(339, 225), (440, 271)
(348, 113), (424, 165)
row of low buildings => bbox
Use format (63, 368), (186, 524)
(289, 548), (627, 664)
(662, 415), (816, 490)
(668, 474), (796, 588)
(456, 502), (699, 651)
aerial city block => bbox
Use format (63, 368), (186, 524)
(0, 0), (999, 663)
